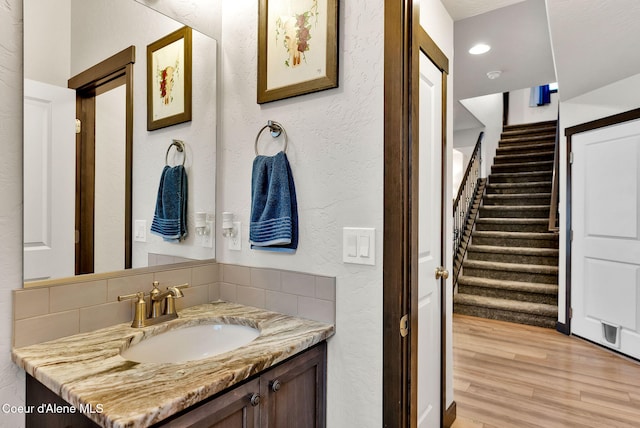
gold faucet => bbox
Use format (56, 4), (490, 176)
(118, 281), (189, 328)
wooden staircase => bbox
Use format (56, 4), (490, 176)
(454, 120), (559, 328)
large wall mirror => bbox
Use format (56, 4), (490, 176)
(23, 0), (217, 283)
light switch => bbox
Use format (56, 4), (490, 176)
(343, 227), (375, 265)
(346, 234), (358, 257)
(359, 235), (370, 257)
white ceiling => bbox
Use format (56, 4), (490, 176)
(546, 0), (640, 100)
(441, 0), (526, 21)
(442, 0), (640, 131)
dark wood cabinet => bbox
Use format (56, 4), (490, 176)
(26, 342), (326, 428)
(162, 342), (326, 428)
(260, 343), (326, 428)
(159, 379), (261, 428)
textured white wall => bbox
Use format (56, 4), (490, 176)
(218, 1), (384, 425)
(460, 93), (504, 178)
(508, 87), (559, 125)
(0, 2), (27, 427)
(23, 0), (70, 86)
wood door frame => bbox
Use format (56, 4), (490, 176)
(563, 107), (640, 334)
(68, 46), (135, 275)
(383, 1), (451, 426)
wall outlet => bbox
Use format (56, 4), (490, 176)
(229, 221), (242, 251)
(134, 220), (147, 242)
(201, 220), (214, 248)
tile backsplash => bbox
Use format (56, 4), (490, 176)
(13, 262), (336, 348)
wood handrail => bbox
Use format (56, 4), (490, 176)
(548, 114), (560, 231)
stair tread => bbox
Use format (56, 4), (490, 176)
(493, 160), (554, 167)
(457, 275), (558, 293)
(490, 171), (552, 178)
(497, 142), (555, 151)
(494, 152), (555, 159)
(476, 218), (549, 224)
(454, 294), (558, 317)
(464, 259), (559, 274)
(473, 230), (557, 239)
(485, 193), (551, 199)
(503, 120), (557, 130)
(467, 244), (559, 256)
(488, 181), (551, 188)
(481, 205), (550, 210)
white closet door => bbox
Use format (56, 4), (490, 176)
(572, 118), (640, 359)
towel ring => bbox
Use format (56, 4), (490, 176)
(255, 120), (288, 155)
(166, 139), (186, 166)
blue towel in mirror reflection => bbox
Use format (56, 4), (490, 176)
(250, 151), (298, 253)
(151, 165), (188, 242)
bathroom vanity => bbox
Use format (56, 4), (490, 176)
(12, 302), (334, 428)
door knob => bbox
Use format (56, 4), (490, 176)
(435, 267), (449, 280)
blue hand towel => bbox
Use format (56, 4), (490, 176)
(250, 151), (298, 252)
(150, 165), (188, 242)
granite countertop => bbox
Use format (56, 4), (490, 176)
(12, 301), (335, 428)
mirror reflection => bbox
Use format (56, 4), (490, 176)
(23, 0), (217, 283)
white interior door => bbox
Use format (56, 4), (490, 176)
(417, 51), (443, 428)
(572, 118), (640, 359)
(23, 79), (76, 281)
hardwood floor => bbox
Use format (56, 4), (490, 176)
(451, 314), (640, 428)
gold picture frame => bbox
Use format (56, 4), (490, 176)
(257, 0), (338, 104)
(147, 26), (192, 131)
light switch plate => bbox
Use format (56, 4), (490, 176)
(343, 227), (375, 265)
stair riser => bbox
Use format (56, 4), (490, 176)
(467, 250), (559, 266)
(496, 145), (555, 156)
(458, 285), (558, 305)
(472, 235), (559, 248)
(475, 222), (550, 233)
(499, 134), (556, 145)
(492, 163), (553, 174)
(504, 121), (556, 130)
(484, 196), (551, 206)
(463, 267), (558, 284)
(493, 153), (554, 164)
(489, 173), (552, 184)
(487, 184), (551, 194)
(479, 207), (549, 218)
(453, 304), (557, 329)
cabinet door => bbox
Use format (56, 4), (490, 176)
(159, 379), (261, 428)
(260, 342), (327, 428)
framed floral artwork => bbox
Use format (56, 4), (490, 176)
(147, 26), (192, 130)
(257, 0), (338, 104)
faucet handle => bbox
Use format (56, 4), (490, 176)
(164, 284), (189, 315)
(118, 292), (147, 328)
(117, 291), (145, 301)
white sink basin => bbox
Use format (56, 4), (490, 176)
(120, 323), (260, 363)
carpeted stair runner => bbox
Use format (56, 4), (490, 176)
(454, 120), (560, 328)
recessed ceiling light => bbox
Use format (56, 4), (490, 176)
(469, 43), (491, 55)
(486, 70), (502, 80)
